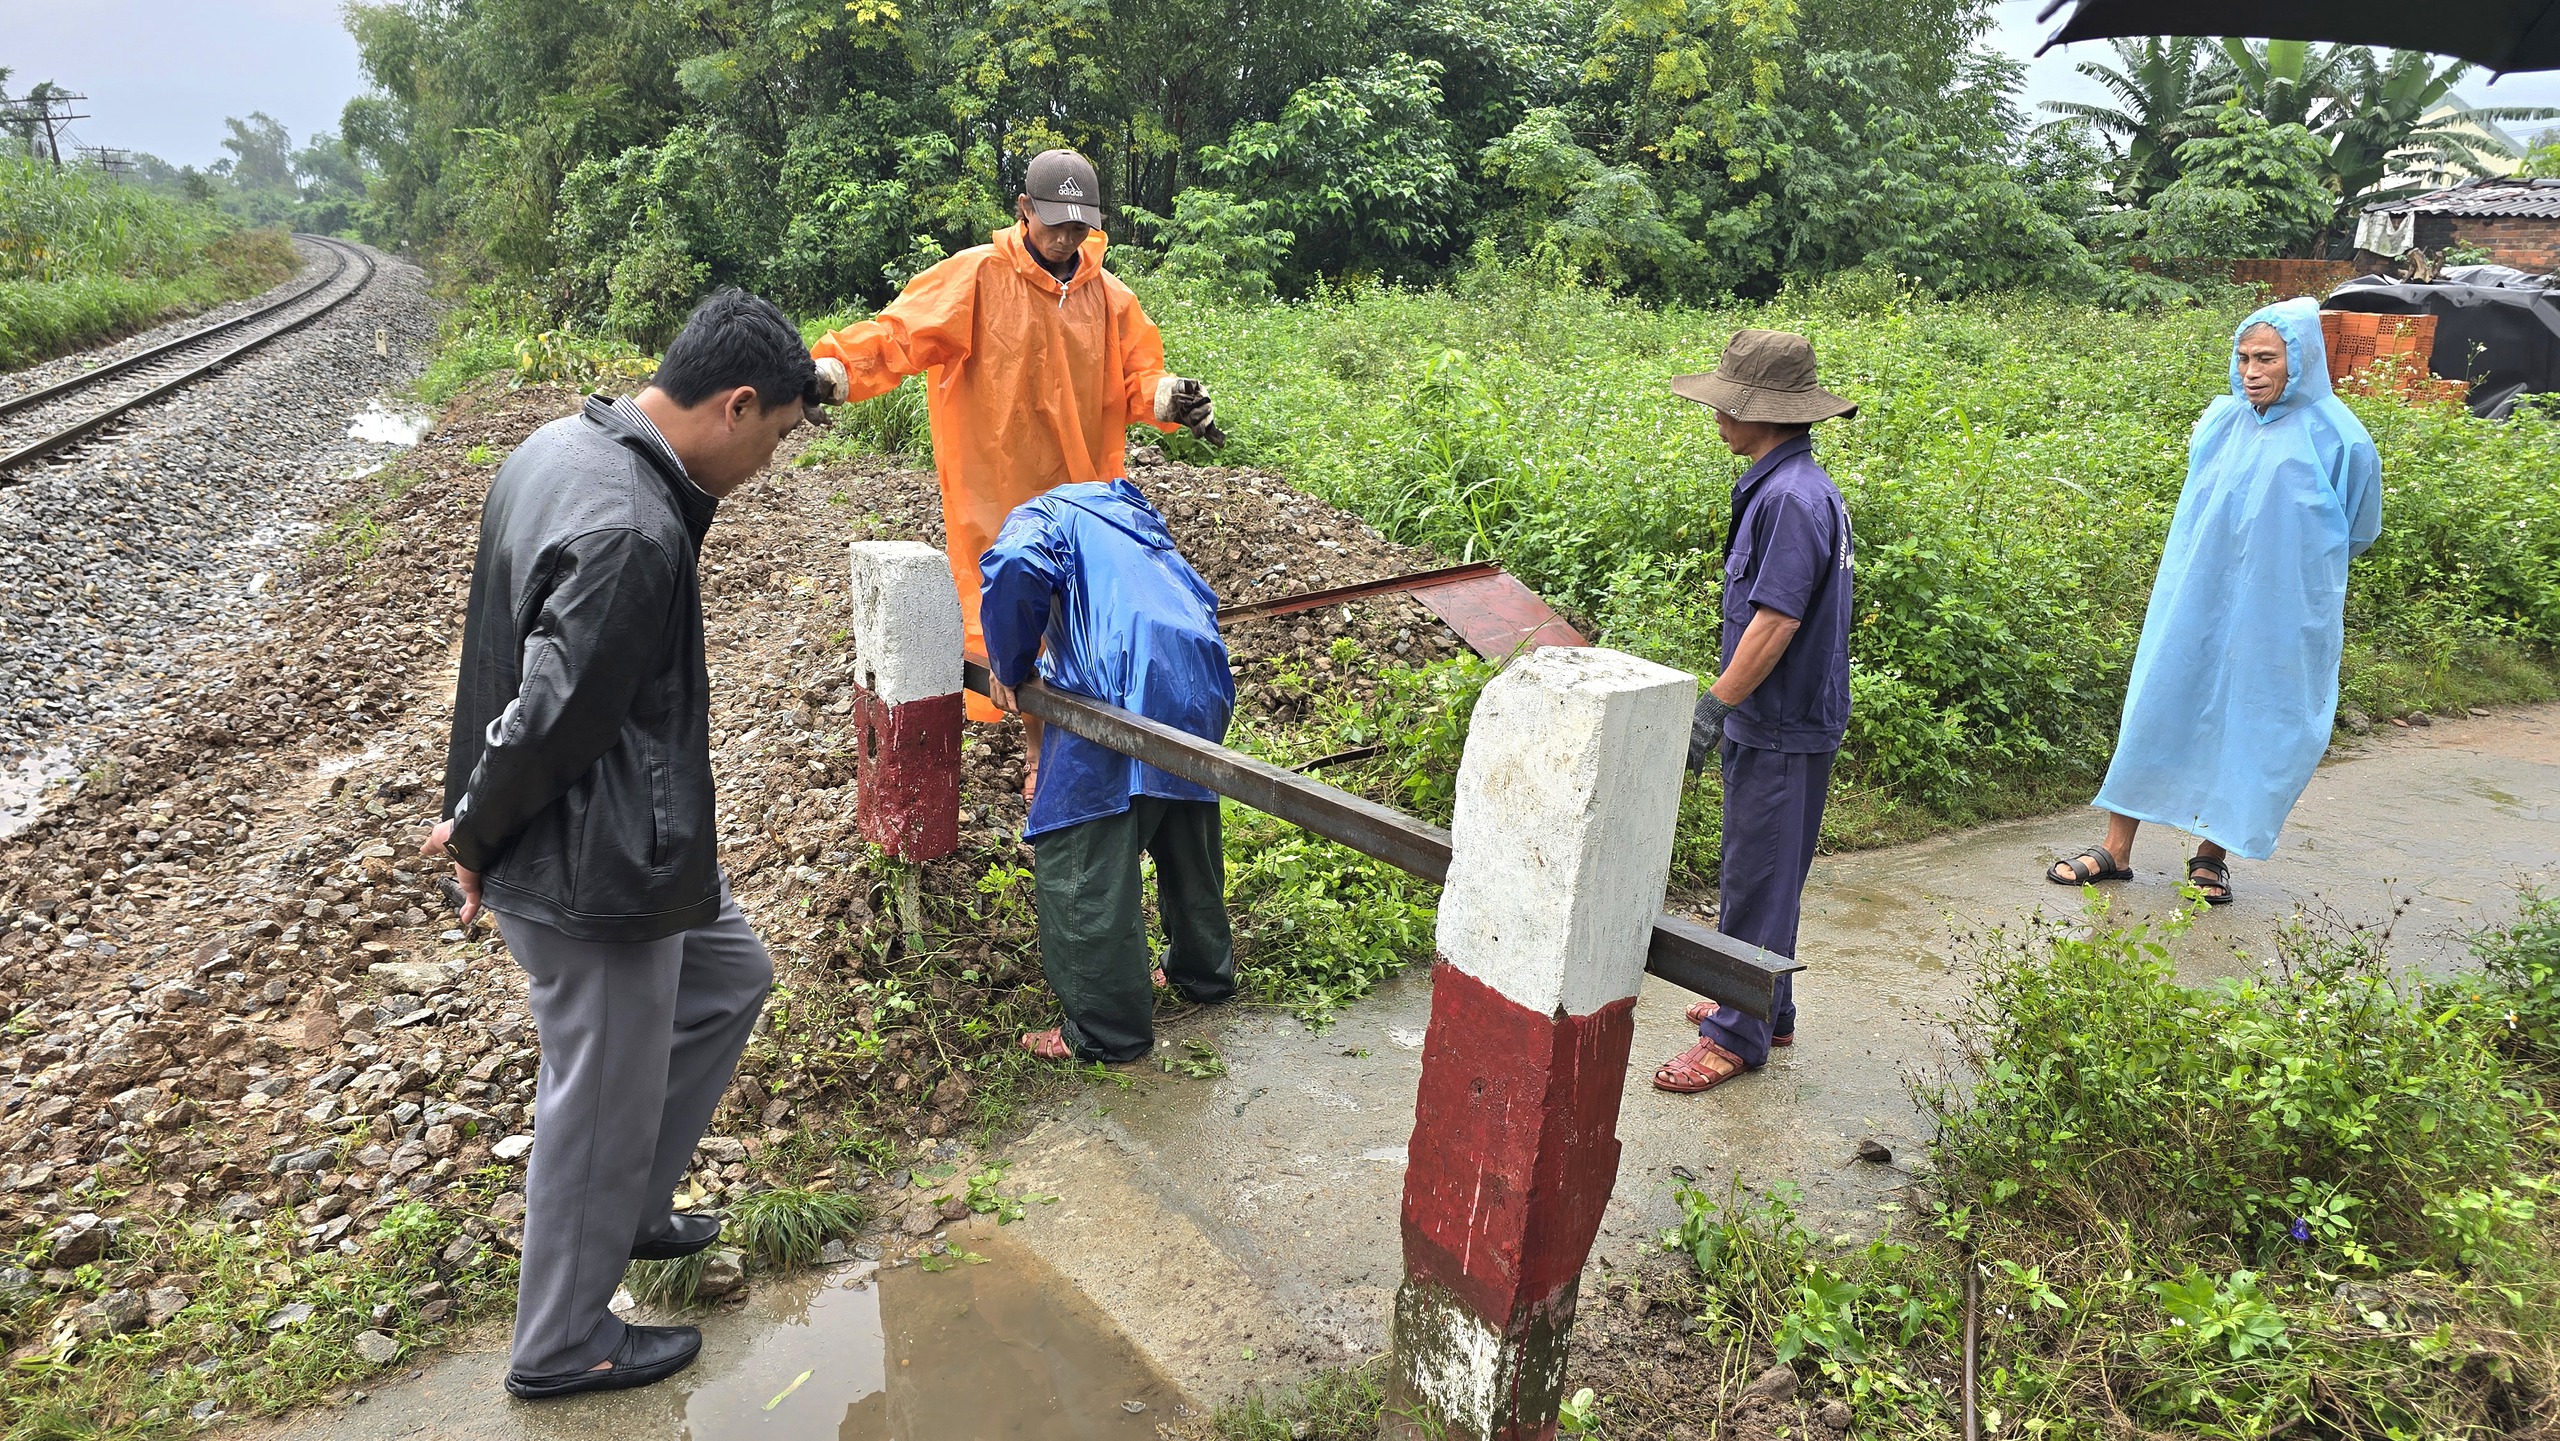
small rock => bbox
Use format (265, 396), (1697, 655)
(2469, 707), (2490, 717)
(45, 1214), (112, 1267)
(1854, 1138), (1893, 1164)
(900, 1203), (938, 1236)
(1741, 1362), (1798, 1404)
(418, 1298), (452, 1324)
(2407, 711), (2432, 728)
(818, 1239), (849, 1264)
(423, 1124), (459, 1159)
(937, 1195), (972, 1222)
(491, 1135), (534, 1163)
(2337, 706), (2372, 736)
(144, 1286), (190, 1327)
(214, 1193), (267, 1223)
(148, 1098), (202, 1131)
(693, 1248), (746, 1299)
(265, 1302), (314, 1331)
(1819, 1399), (1851, 1429)
(1121, 1400), (1147, 1414)
(91, 1289), (148, 1335)
(353, 1329), (401, 1365)
(698, 1136), (748, 1166)
(369, 961), (459, 993)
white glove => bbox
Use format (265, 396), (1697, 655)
(813, 356), (849, 404)
(1153, 375), (1225, 447)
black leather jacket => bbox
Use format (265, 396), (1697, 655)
(440, 396), (722, 942)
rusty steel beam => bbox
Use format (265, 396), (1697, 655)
(966, 662), (1456, 883)
(963, 663), (1799, 1019)
(1216, 562), (1502, 625)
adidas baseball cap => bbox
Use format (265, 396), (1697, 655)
(1023, 149), (1103, 227)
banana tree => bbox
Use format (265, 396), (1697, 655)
(2038, 36), (2229, 202)
(2319, 49), (2559, 247)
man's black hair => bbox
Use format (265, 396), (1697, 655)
(653, 288), (816, 411)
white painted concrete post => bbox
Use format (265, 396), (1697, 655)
(846, 542), (965, 874)
(1391, 645), (1693, 1441)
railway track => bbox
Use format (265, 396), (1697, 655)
(0, 234), (380, 482)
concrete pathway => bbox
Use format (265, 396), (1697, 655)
(246, 707), (2560, 1433)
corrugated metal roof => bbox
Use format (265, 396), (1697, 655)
(2367, 179), (2560, 219)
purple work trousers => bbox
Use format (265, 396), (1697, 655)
(1698, 739), (1836, 1068)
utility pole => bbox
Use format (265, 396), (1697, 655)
(77, 145), (132, 179)
(0, 89), (90, 169)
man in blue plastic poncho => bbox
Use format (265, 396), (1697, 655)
(978, 478), (1238, 1061)
(2047, 298), (2382, 904)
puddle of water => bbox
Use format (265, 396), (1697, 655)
(0, 748), (76, 840)
(253, 1221), (1180, 1441)
(669, 1224), (1177, 1440)
(348, 400), (432, 445)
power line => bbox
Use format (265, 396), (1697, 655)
(0, 91), (91, 169)
(77, 145), (133, 178)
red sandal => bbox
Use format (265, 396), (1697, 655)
(1652, 1038), (1751, 1094)
(1682, 999), (1792, 1046)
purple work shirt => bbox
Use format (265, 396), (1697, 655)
(1720, 434), (1852, 753)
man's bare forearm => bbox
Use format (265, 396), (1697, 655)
(1712, 606), (1801, 704)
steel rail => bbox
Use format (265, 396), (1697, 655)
(0, 236), (378, 479)
(962, 660), (1803, 1019)
(0, 237), (353, 421)
(1216, 561), (1504, 625)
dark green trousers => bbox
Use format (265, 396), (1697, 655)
(1033, 796), (1234, 1062)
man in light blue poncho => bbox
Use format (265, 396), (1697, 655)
(2047, 298), (2381, 904)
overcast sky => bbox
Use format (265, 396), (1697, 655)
(0, 0), (2551, 171)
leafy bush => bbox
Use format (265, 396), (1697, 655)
(1633, 900), (2560, 1437)
(1934, 902), (2532, 1274)
(1223, 804), (1437, 1024)
(2477, 888), (2560, 1063)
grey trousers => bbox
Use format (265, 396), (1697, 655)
(494, 883), (772, 1378)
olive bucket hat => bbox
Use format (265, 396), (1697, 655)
(1669, 329), (1857, 423)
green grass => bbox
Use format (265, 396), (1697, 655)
(0, 158), (299, 370)
(0, 1195), (517, 1437)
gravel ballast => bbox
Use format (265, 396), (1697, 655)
(0, 239), (436, 835)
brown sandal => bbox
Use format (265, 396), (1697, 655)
(1019, 1028), (1072, 1061)
(1682, 999), (1792, 1046)
(1652, 1039), (1751, 1094)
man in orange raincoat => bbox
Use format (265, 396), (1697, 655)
(808, 149), (1225, 737)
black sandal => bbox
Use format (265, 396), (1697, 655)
(2186, 853), (2233, 906)
(2047, 844), (2132, 885)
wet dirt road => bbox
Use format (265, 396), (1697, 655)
(246, 708), (2557, 1432)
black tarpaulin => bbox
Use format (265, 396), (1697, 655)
(2326, 267), (2560, 419)
(2034, 0), (2560, 74)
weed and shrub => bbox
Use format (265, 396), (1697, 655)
(1215, 896), (2560, 1437)
(0, 158), (298, 369)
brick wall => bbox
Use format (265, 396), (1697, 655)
(2415, 214), (2560, 273)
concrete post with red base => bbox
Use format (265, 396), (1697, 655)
(846, 541), (964, 866)
(1390, 645), (1694, 1441)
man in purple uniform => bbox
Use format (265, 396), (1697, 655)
(1651, 330), (1856, 1095)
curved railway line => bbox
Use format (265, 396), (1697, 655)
(0, 234), (379, 482)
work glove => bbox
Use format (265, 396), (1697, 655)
(1154, 375), (1226, 448)
(812, 356), (850, 404)
(1686, 688), (1734, 773)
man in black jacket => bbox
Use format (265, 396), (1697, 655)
(424, 290), (813, 1399)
